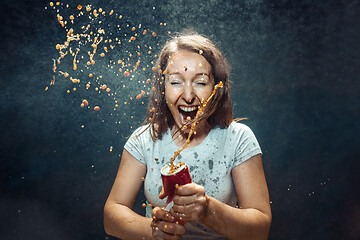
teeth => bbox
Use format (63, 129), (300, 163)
(179, 106), (197, 112)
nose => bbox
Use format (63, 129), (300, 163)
(182, 83), (195, 104)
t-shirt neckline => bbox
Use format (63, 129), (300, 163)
(166, 127), (214, 151)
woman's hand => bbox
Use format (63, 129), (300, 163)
(169, 182), (209, 223)
(151, 207), (185, 239)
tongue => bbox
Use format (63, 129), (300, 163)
(186, 110), (196, 119)
(180, 110), (196, 124)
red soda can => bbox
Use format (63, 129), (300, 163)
(160, 162), (192, 208)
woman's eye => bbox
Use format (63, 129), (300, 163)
(194, 76), (209, 86)
(195, 80), (207, 86)
(167, 75), (182, 85)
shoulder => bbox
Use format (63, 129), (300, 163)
(229, 122), (262, 166)
(209, 122), (256, 145)
(124, 125), (152, 165)
(212, 121), (259, 147)
(228, 121), (254, 134)
(213, 121), (254, 136)
(127, 124), (152, 143)
(132, 124), (150, 136)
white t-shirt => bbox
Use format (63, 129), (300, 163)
(124, 121), (262, 239)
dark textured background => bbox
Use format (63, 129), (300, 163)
(1, 0), (359, 239)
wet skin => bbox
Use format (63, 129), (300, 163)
(151, 207), (186, 239)
(165, 50), (214, 137)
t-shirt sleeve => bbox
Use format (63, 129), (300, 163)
(232, 124), (262, 169)
(124, 126), (148, 165)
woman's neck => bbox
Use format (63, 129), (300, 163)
(171, 121), (211, 148)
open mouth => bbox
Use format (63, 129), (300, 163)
(178, 106), (198, 125)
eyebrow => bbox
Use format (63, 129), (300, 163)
(167, 72), (210, 77)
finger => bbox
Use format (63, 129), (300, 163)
(173, 194), (198, 206)
(152, 228), (182, 240)
(157, 221), (186, 235)
(170, 208), (201, 223)
(170, 202), (207, 223)
(171, 202), (196, 214)
(152, 207), (176, 222)
(175, 183), (205, 196)
(169, 208), (190, 223)
(152, 221), (184, 239)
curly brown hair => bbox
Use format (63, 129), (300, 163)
(144, 32), (234, 141)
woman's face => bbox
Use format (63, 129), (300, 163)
(165, 50), (214, 132)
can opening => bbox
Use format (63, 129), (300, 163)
(161, 163), (186, 176)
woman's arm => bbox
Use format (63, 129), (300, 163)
(104, 149), (185, 240)
(170, 154), (271, 240)
(104, 149), (152, 239)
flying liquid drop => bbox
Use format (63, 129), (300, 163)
(136, 90), (146, 100)
(82, 99), (89, 106)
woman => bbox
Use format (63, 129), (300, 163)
(104, 33), (271, 239)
